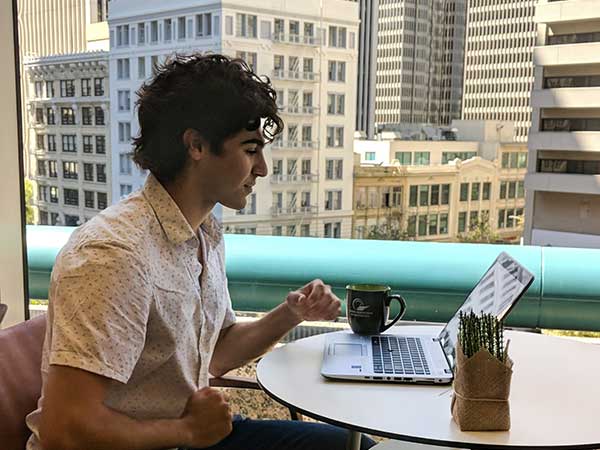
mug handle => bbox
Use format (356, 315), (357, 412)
(381, 294), (407, 332)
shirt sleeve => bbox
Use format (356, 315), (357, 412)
(48, 240), (152, 384)
(221, 277), (237, 330)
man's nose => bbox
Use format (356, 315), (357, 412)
(254, 152), (268, 178)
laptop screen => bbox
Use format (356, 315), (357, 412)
(437, 252), (535, 370)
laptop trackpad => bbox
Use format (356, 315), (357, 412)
(333, 343), (363, 357)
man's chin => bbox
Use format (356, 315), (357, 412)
(222, 198), (247, 212)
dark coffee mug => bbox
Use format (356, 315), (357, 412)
(346, 284), (407, 335)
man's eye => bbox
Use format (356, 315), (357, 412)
(246, 148), (258, 154)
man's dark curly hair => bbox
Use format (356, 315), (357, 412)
(132, 53), (284, 182)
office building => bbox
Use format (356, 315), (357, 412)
(524, 0), (600, 248)
(353, 120), (527, 242)
(356, 0), (378, 139)
(461, 0), (537, 142)
(108, 0), (359, 238)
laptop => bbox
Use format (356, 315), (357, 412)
(321, 251), (535, 384)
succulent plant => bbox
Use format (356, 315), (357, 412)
(458, 311), (506, 362)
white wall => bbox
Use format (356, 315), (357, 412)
(0, 0), (27, 327)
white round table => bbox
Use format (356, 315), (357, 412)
(256, 326), (600, 450)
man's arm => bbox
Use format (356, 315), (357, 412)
(210, 279), (341, 377)
(39, 365), (232, 450)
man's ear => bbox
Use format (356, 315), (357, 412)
(182, 128), (208, 161)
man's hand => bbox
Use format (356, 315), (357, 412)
(180, 387), (233, 448)
(286, 279), (342, 322)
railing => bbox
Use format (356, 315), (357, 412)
(271, 32), (321, 46)
(282, 105), (319, 115)
(271, 69), (320, 82)
(26, 226), (600, 331)
(270, 205), (318, 216)
(270, 174), (318, 184)
(271, 140), (319, 150)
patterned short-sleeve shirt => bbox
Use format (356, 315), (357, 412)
(26, 173), (236, 450)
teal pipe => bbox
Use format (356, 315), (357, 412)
(26, 226), (600, 331)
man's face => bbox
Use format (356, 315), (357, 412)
(196, 128), (269, 211)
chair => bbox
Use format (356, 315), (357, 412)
(0, 303), (7, 325)
(0, 314), (300, 450)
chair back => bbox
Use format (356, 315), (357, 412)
(0, 315), (46, 450)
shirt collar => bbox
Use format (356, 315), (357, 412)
(143, 173), (223, 246)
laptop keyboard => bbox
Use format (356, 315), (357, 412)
(371, 336), (431, 376)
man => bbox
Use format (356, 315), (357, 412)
(26, 54), (375, 450)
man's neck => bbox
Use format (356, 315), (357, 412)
(161, 177), (214, 231)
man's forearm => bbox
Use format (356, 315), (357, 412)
(210, 302), (302, 376)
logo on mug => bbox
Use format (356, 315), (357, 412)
(352, 298), (370, 312)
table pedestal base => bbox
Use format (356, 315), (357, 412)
(347, 431), (362, 450)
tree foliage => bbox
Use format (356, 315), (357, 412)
(24, 178), (34, 225)
(458, 217), (500, 244)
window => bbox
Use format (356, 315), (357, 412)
(36, 134), (44, 150)
(301, 224), (310, 237)
(118, 90), (131, 111)
(414, 152), (430, 166)
(327, 93), (345, 115)
(460, 183), (469, 201)
(96, 164), (106, 183)
(325, 190), (342, 210)
(502, 153), (509, 168)
(34, 81), (43, 98)
(82, 107), (93, 125)
(138, 22), (146, 44)
(482, 182), (491, 201)
(97, 192), (107, 210)
(409, 186), (418, 207)
(39, 211), (49, 225)
(328, 26), (347, 48)
(177, 17), (187, 39)
(498, 209), (506, 229)
(49, 186), (58, 203)
(138, 57), (146, 79)
(469, 211), (479, 229)
(327, 126), (344, 148)
(62, 161), (78, 180)
(60, 80), (75, 97)
(95, 136), (106, 154)
(518, 153), (528, 168)
(151, 21), (159, 43)
(94, 77), (104, 96)
(46, 80), (55, 97)
(117, 58), (130, 79)
(37, 160), (47, 177)
(120, 184), (133, 197)
(365, 152), (376, 161)
(61, 107), (75, 125)
(196, 13), (213, 37)
(418, 185), (429, 206)
(64, 188), (79, 206)
(49, 161), (57, 178)
(95, 107), (105, 125)
(394, 152), (411, 165)
(508, 181), (516, 199)
(35, 108), (44, 124)
(237, 193), (256, 215)
(84, 190), (95, 208)
(120, 153), (132, 175)
(236, 51), (257, 71)
(499, 181), (507, 199)
(118, 122), (131, 143)
(116, 25), (130, 46)
(418, 215), (427, 236)
(62, 135), (77, 152)
(236, 13), (257, 38)
(458, 212), (467, 233)
(46, 108), (55, 125)
(84, 163), (94, 181)
(509, 153), (519, 169)
(83, 135), (93, 153)
(50, 212), (61, 226)
(517, 181), (525, 198)
(324, 222), (341, 238)
(328, 61), (346, 82)
(441, 184), (450, 205)
(325, 159), (343, 180)
(272, 225), (283, 236)
(439, 214), (449, 235)
(47, 134), (56, 152)
(428, 214), (438, 235)
(471, 182), (480, 201)
(430, 184), (439, 205)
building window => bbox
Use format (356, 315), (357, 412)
(45, 80), (55, 97)
(326, 126), (344, 147)
(64, 188), (79, 206)
(177, 16), (187, 39)
(236, 51), (257, 71)
(482, 182), (491, 201)
(84, 163), (94, 182)
(62, 161), (78, 180)
(34, 81), (43, 98)
(414, 152), (430, 166)
(327, 60), (346, 82)
(237, 193), (256, 215)
(301, 224), (310, 237)
(394, 152), (412, 165)
(97, 192), (107, 210)
(49, 186), (58, 203)
(151, 21), (159, 42)
(163, 18), (173, 41)
(95, 107), (105, 125)
(418, 185), (429, 207)
(441, 184), (450, 205)
(458, 211), (467, 233)
(82, 107), (93, 125)
(96, 135), (106, 154)
(119, 153), (132, 175)
(94, 77), (104, 96)
(365, 152), (375, 161)
(117, 58), (130, 79)
(46, 108), (56, 125)
(327, 93), (345, 115)
(138, 56), (146, 79)
(61, 107), (75, 125)
(499, 181), (507, 199)
(236, 13), (257, 38)
(324, 222), (341, 238)
(120, 184), (133, 197)
(325, 190), (342, 210)
(59, 80), (75, 97)
(48, 161), (57, 178)
(36, 134), (45, 150)
(47, 134), (56, 152)
(138, 22), (146, 44)
(196, 13), (213, 37)
(409, 186), (418, 207)
(328, 26), (347, 48)
(83, 135), (93, 153)
(96, 164), (106, 183)
(439, 214), (449, 235)
(442, 151), (477, 164)
(116, 25), (130, 46)
(118, 90), (131, 111)
(118, 122), (132, 143)
(460, 183), (469, 201)
(61, 135), (77, 152)
(81, 78), (91, 96)
(471, 182), (480, 201)
(325, 159), (343, 180)
(84, 190), (95, 208)
(35, 108), (44, 124)
(39, 210), (49, 225)
(50, 212), (60, 226)
(37, 160), (47, 177)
